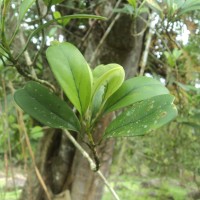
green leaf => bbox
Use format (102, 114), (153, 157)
(30, 126), (44, 140)
(104, 76), (169, 113)
(93, 64), (125, 101)
(104, 94), (177, 138)
(172, 48), (182, 59)
(53, 11), (70, 26)
(164, 51), (176, 67)
(53, 11), (62, 21)
(46, 42), (92, 115)
(127, 0), (136, 8)
(14, 81), (81, 132)
(89, 64), (125, 118)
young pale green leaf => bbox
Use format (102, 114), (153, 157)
(104, 76), (169, 113)
(128, 0), (137, 8)
(53, 11), (70, 26)
(14, 81), (81, 132)
(46, 42), (92, 115)
(53, 11), (62, 22)
(104, 94), (177, 138)
(92, 64), (125, 103)
(91, 64), (125, 116)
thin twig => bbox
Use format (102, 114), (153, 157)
(19, 108), (52, 200)
(1, 80), (18, 197)
(139, 13), (156, 75)
(63, 129), (121, 200)
(9, 82), (52, 200)
(31, 0), (46, 67)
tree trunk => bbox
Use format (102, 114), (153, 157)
(20, 1), (147, 200)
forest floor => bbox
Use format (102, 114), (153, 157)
(102, 174), (200, 200)
(0, 168), (200, 200)
(0, 170), (25, 200)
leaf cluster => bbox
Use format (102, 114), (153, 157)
(14, 42), (177, 140)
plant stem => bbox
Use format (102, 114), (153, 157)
(63, 129), (121, 200)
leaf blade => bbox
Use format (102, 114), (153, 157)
(104, 76), (169, 113)
(104, 94), (177, 138)
(92, 64), (125, 102)
(46, 42), (92, 115)
(14, 81), (81, 132)
(91, 64), (125, 116)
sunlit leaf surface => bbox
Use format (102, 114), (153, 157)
(46, 42), (92, 115)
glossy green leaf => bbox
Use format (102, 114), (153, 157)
(91, 64), (125, 116)
(92, 64), (125, 103)
(91, 64), (125, 117)
(46, 42), (92, 115)
(104, 94), (177, 138)
(14, 81), (81, 132)
(104, 76), (169, 113)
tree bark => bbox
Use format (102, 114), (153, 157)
(20, 1), (147, 200)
